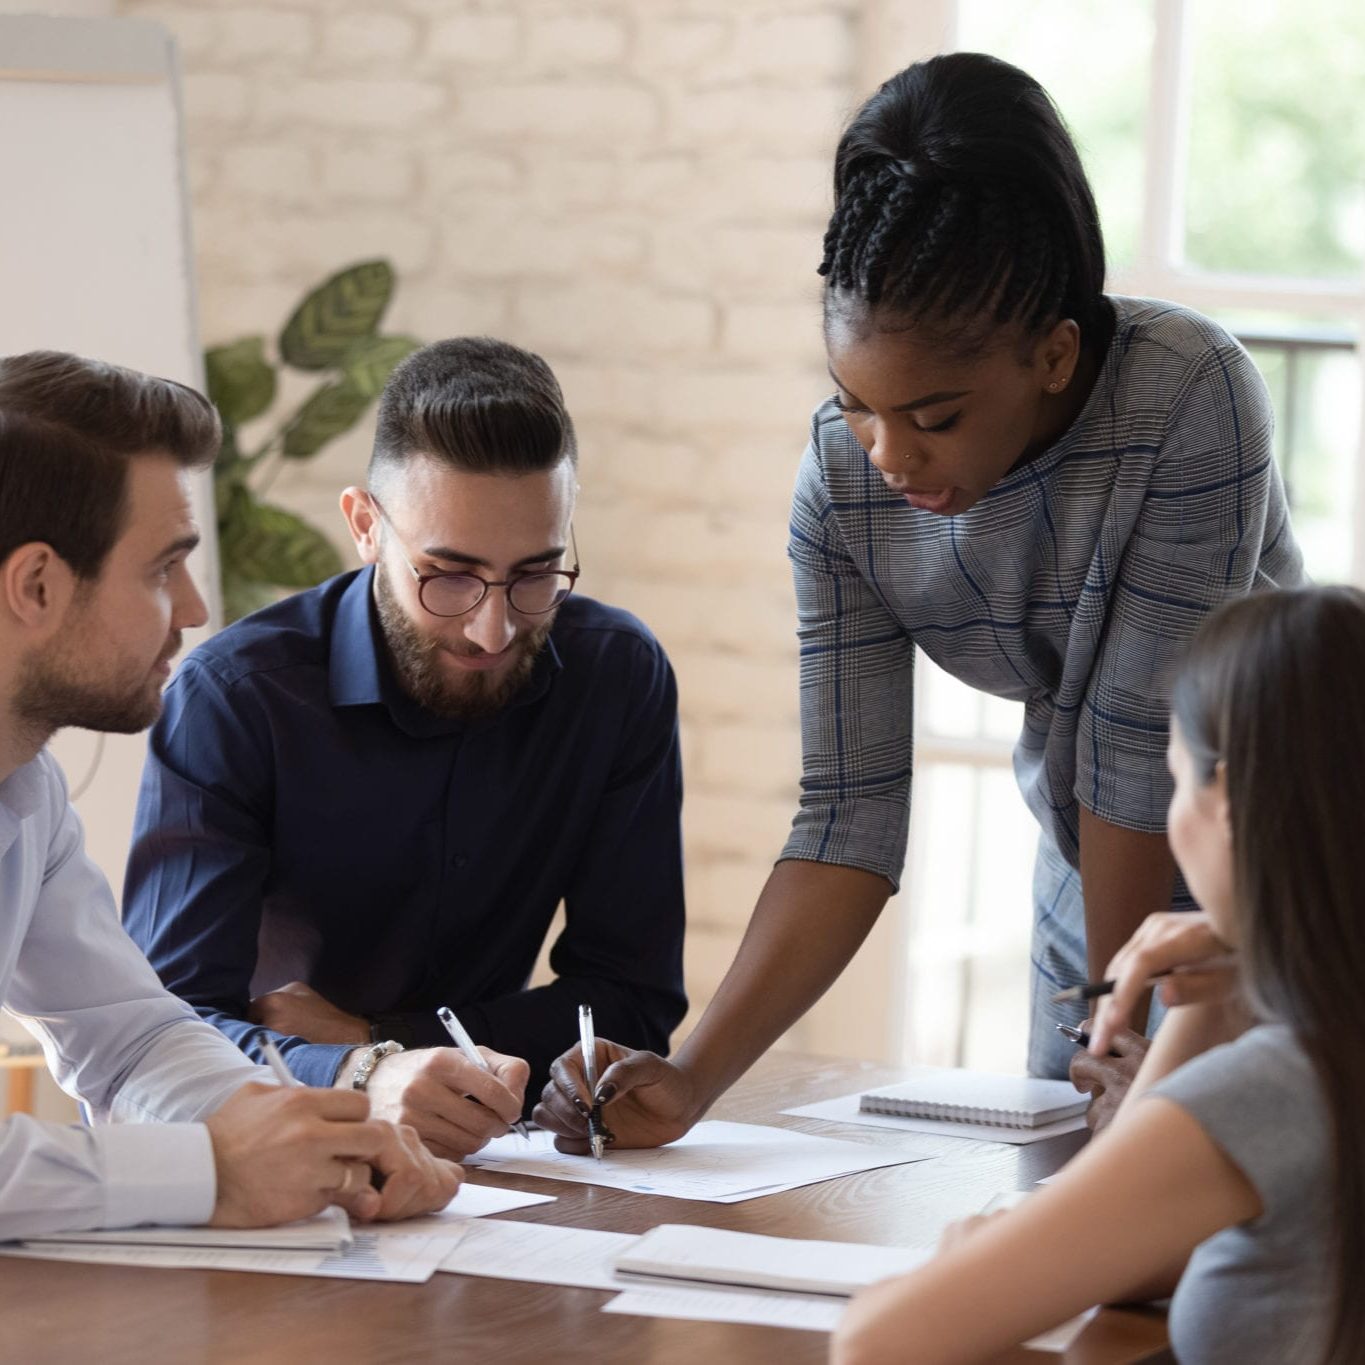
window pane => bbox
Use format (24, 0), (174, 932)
(1230, 317), (1360, 579)
(1185, 0), (1365, 278)
(955, 0), (1153, 270)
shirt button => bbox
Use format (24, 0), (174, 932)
(450, 853), (467, 870)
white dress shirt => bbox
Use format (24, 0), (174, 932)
(0, 749), (265, 1239)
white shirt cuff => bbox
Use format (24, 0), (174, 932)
(98, 1122), (216, 1229)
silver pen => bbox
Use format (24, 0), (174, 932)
(436, 1005), (531, 1140)
(577, 1003), (606, 1160)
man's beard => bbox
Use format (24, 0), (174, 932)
(374, 563), (552, 723)
(13, 625), (175, 742)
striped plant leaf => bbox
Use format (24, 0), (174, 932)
(280, 380), (371, 458)
(278, 260), (394, 371)
(342, 334), (421, 398)
(205, 337), (276, 426)
(218, 485), (345, 591)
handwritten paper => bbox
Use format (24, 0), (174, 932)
(469, 1120), (930, 1203)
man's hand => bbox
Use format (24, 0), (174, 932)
(1089, 911), (1237, 1055)
(1068, 1028), (1150, 1132)
(533, 1039), (699, 1153)
(339, 1046), (529, 1161)
(205, 1082), (460, 1227)
(247, 981), (368, 1045)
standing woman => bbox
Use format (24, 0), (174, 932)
(534, 52), (1303, 1147)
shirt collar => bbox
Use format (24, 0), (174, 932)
(0, 753), (51, 857)
(327, 564), (565, 737)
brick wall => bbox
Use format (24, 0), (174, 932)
(115, 0), (931, 1058)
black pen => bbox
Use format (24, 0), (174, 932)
(1055, 1021), (1091, 1049)
(1050, 954), (1237, 1005)
(577, 1003), (606, 1160)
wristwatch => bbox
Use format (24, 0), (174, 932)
(350, 1039), (404, 1091)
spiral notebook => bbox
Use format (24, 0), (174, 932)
(859, 1068), (1088, 1130)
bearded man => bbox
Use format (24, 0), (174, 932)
(123, 338), (686, 1160)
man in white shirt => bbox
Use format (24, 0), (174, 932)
(0, 350), (461, 1240)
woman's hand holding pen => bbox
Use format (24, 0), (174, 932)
(1088, 911), (1238, 1056)
(534, 1040), (698, 1154)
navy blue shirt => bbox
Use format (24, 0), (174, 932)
(123, 568), (687, 1091)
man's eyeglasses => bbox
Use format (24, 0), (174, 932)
(369, 495), (580, 619)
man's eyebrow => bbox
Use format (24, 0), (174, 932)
(422, 545), (566, 570)
(827, 364), (972, 412)
(150, 533), (200, 563)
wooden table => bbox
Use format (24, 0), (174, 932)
(0, 1051), (1171, 1365)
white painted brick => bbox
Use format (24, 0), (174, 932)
(721, 300), (824, 363)
(122, 3), (218, 59)
(524, 13), (627, 70)
(424, 150), (520, 198)
(216, 8), (314, 62)
(320, 144), (417, 202)
(696, 721), (800, 793)
(181, 71), (250, 126)
(685, 792), (797, 863)
(198, 281), (312, 353)
(441, 213), (646, 280)
(456, 82), (660, 144)
(662, 84), (846, 155)
(520, 155), (617, 210)
(425, 12), (520, 66)
(217, 143), (316, 203)
(686, 856), (770, 928)
(513, 282), (713, 360)
(649, 222), (821, 297)
(582, 434), (712, 507)
(634, 15), (729, 71)
(650, 368), (826, 431)
(257, 79), (446, 132)
(322, 12), (417, 66)
(392, 283), (514, 342)
(195, 206), (436, 281)
(670, 649), (799, 724)
(712, 12), (855, 83)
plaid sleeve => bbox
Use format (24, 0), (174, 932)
(779, 423), (915, 887)
(1076, 342), (1291, 829)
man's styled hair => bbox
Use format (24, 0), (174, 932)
(369, 337), (577, 484)
(0, 350), (220, 579)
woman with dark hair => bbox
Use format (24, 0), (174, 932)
(833, 584), (1365, 1364)
(535, 53), (1304, 1151)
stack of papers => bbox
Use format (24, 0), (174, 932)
(615, 1223), (929, 1296)
(0, 1182), (556, 1283)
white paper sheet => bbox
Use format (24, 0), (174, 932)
(22, 1203), (352, 1253)
(604, 1284), (846, 1332)
(604, 1283), (1098, 1351)
(0, 1229), (453, 1282)
(439, 1218), (639, 1290)
(468, 1120), (931, 1203)
(783, 1091), (1087, 1144)
(386, 1181), (557, 1235)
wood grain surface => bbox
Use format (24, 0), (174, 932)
(0, 1052), (1172, 1365)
